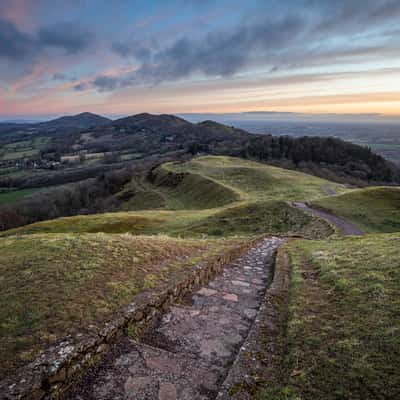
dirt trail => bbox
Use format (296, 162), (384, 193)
(291, 202), (363, 235)
(67, 237), (282, 400)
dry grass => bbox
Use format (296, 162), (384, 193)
(260, 234), (400, 399)
(0, 233), (246, 379)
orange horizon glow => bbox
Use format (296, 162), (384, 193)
(2, 90), (400, 119)
(1, 1), (400, 121)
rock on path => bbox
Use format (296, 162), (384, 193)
(67, 237), (282, 400)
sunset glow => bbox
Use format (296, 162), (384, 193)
(1, 0), (400, 119)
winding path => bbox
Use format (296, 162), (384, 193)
(291, 202), (363, 236)
(67, 237), (282, 400)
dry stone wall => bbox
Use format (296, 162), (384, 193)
(0, 238), (260, 400)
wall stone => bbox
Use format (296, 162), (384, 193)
(0, 237), (261, 400)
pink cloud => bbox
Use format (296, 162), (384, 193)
(8, 62), (58, 93)
(0, 0), (44, 30)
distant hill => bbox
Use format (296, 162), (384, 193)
(103, 113), (400, 184)
(38, 112), (111, 129)
(1, 112), (399, 189)
(113, 113), (190, 132)
(112, 113), (245, 135)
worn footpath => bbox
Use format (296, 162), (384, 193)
(291, 202), (363, 235)
(67, 237), (282, 400)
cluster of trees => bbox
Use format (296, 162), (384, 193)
(235, 135), (399, 184)
(0, 166), (135, 231)
(0, 164), (126, 189)
(0, 154), (186, 231)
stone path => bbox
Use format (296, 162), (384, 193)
(291, 202), (363, 235)
(67, 237), (282, 400)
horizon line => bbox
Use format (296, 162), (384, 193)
(2, 110), (400, 123)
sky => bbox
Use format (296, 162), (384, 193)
(1, 0), (400, 119)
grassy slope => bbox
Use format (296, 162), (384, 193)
(117, 165), (240, 211)
(152, 164), (240, 209)
(0, 209), (216, 236)
(181, 201), (332, 238)
(261, 234), (400, 399)
(0, 233), (246, 379)
(311, 187), (400, 233)
(3, 154), (399, 394)
(2, 156), (344, 238)
(167, 156), (348, 202)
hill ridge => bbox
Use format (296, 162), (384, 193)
(37, 112), (111, 129)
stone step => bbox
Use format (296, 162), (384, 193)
(71, 339), (223, 400)
(67, 238), (283, 400)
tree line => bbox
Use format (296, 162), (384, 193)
(235, 135), (399, 184)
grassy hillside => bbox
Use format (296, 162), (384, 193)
(311, 187), (400, 233)
(2, 154), (399, 394)
(261, 234), (400, 399)
(113, 155), (348, 212)
(0, 209), (213, 236)
(181, 201), (332, 238)
(114, 167), (239, 212)
(0, 233), (246, 379)
(167, 156), (348, 202)
(1, 156), (340, 238)
(0, 202), (332, 239)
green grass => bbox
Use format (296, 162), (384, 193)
(260, 234), (400, 399)
(120, 152), (144, 161)
(0, 188), (43, 205)
(0, 209), (210, 236)
(116, 168), (239, 211)
(180, 201), (332, 238)
(0, 137), (49, 160)
(166, 156), (348, 202)
(1, 201), (332, 239)
(113, 155), (348, 212)
(311, 187), (400, 233)
(0, 233), (247, 379)
(0, 166), (19, 176)
(114, 177), (167, 211)
(2, 156), (341, 238)
(0, 148), (38, 160)
(3, 140), (33, 150)
(150, 163), (240, 209)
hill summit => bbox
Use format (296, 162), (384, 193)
(38, 112), (111, 129)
